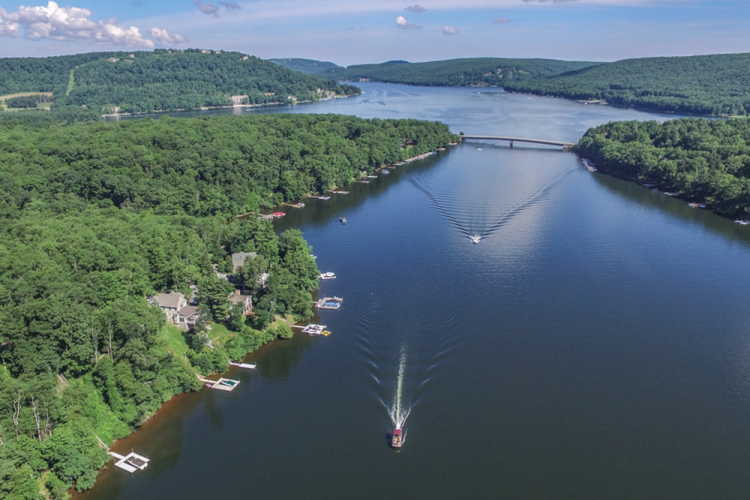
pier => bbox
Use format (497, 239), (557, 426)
(110, 451), (150, 473)
(461, 135), (575, 149)
(315, 296), (343, 310)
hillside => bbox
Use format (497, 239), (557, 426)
(319, 57), (600, 87)
(503, 53), (750, 116)
(269, 58), (342, 74)
(0, 50), (360, 114)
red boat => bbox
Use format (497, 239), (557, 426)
(391, 428), (403, 448)
(272, 212), (285, 217)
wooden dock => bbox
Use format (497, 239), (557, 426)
(315, 296), (343, 310)
(110, 451), (150, 473)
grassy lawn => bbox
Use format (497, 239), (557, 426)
(207, 323), (235, 345)
(156, 323), (190, 359)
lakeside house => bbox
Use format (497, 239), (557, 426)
(228, 289), (253, 316)
(231, 251), (258, 272)
(177, 305), (201, 330)
(230, 95), (248, 105)
(151, 292), (187, 324)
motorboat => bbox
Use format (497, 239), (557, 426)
(470, 236), (482, 244)
(340, 217), (347, 224)
(391, 428), (403, 448)
(319, 272), (337, 280)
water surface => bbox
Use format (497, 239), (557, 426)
(88, 84), (750, 500)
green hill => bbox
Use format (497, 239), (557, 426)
(503, 53), (750, 116)
(0, 50), (360, 114)
(319, 57), (600, 87)
(269, 58), (342, 74)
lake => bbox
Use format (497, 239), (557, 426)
(86, 84), (750, 500)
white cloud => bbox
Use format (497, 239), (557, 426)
(395, 15), (422, 29)
(405, 4), (426, 12)
(493, 17), (510, 24)
(442, 25), (458, 35)
(195, 0), (220, 16)
(0, 2), (153, 47)
(149, 27), (189, 45)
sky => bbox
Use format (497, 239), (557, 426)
(0, 0), (748, 65)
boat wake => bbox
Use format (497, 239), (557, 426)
(388, 345), (411, 429)
(408, 168), (571, 243)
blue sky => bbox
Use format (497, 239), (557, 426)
(0, 0), (748, 64)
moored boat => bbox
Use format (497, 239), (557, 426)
(470, 236), (481, 244)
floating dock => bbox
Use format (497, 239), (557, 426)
(366, 175), (378, 179)
(203, 378), (240, 391)
(110, 451), (150, 474)
(229, 362), (256, 369)
(319, 272), (337, 280)
(315, 296), (343, 310)
(299, 323), (331, 336)
(331, 190), (349, 194)
(309, 195), (331, 200)
(283, 202), (305, 208)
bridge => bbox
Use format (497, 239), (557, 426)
(461, 135), (575, 149)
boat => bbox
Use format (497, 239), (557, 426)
(382, 169), (390, 174)
(319, 272), (336, 280)
(229, 362), (257, 370)
(470, 236), (482, 244)
(391, 428), (403, 448)
(272, 212), (285, 217)
(477, 148), (482, 151)
(301, 323), (327, 335)
(664, 192), (679, 197)
(736, 220), (750, 225)
(340, 217), (347, 224)
(641, 183), (657, 188)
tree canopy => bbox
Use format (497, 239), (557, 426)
(575, 117), (750, 216)
(319, 58), (600, 87)
(504, 53), (750, 116)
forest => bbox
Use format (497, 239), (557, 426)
(0, 50), (360, 115)
(0, 113), (457, 499)
(269, 58), (342, 74)
(503, 53), (750, 116)
(318, 58), (599, 87)
(575, 118), (750, 217)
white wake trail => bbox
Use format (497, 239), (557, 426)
(390, 345), (410, 429)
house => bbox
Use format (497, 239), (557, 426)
(231, 252), (258, 272)
(177, 305), (201, 331)
(228, 290), (253, 316)
(230, 95), (248, 105)
(151, 292), (187, 324)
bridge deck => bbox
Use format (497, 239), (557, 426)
(461, 135), (575, 148)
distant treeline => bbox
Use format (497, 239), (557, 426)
(318, 58), (600, 87)
(0, 50), (360, 115)
(504, 53), (750, 116)
(269, 58), (342, 74)
(575, 118), (750, 217)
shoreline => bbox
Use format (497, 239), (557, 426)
(100, 93), (359, 118)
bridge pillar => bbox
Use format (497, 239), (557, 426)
(510, 140), (514, 148)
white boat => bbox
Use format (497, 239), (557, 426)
(229, 362), (257, 370)
(319, 272), (337, 279)
(470, 236), (482, 244)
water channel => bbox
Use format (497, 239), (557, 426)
(85, 84), (750, 500)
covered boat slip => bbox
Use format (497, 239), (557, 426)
(315, 296), (343, 310)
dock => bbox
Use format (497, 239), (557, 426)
(331, 190), (349, 194)
(200, 377), (241, 391)
(353, 180), (370, 184)
(283, 202), (305, 208)
(366, 175), (378, 179)
(110, 451), (150, 474)
(308, 195), (331, 200)
(319, 272), (336, 280)
(581, 158), (598, 172)
(229, 362), (256, 369)
(315, 296), (343, 310)
(298, 323), (331, 336)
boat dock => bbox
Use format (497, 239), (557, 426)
(331, 190), (349, 194)
(366, 175), (378, 179)
(353, 180), (370, 184)
(315, 296), (343, 310)
(283, 202), (305, 208)
(110, 451), (150, 474)
(199, 377), (241, 391)
(581, 158), (598, 172)
(297, 323), (331, 336)
(319, 272), (336, 280)
(308, 195), (331, 200)
(229, 362), (256, 369)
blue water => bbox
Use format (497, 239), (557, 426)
(84, 84), (750, 500)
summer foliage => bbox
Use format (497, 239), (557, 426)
(0, 113), (456, 499)
(0, 50), (360, 115)
(504, 53), (750, 116)
(319, 58), (599, 87)
(575, 118), (750, 216)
